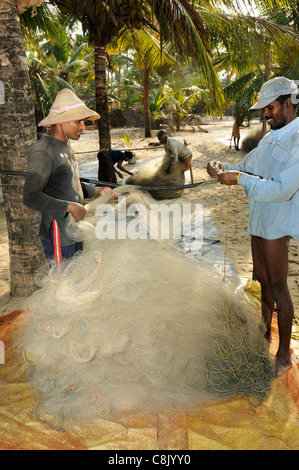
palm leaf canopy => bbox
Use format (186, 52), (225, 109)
(20, 0), (299, 114)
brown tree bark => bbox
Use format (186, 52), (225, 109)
(0, 0), (45, 297)
(94, 38), (111, 149)
(143, 67), (152, 138)
(262, 48), (272, 137)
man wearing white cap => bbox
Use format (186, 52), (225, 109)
(207, 77), (299, 377)
(24, 88), (116, 263)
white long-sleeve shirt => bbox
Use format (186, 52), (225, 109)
(222, 117), (299, 240)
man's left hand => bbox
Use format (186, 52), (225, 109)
(217, 171), (240, 186)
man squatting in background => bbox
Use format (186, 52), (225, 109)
(157, 129), (193, 174)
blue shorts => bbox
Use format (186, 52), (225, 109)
(41, 221), (82, 261)
(41, 238), (83, 260)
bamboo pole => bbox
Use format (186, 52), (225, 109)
(74, 145), (164, 155)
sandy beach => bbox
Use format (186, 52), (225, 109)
(1, 116), (299, 324)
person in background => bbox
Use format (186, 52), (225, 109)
(231, 117), (243, 150)
(156, 130), (192, 174)
(97, 149), (135, 183)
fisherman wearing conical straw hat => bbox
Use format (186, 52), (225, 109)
(24, 89), (117, 264)
(38, 88), (100, 127)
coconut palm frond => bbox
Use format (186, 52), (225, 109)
(20, 3), (59, 43)
(224, 71), (261, 98)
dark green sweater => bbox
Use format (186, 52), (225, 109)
(23, 134), (95, 246)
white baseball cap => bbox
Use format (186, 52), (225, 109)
(250, 77), (298, 111)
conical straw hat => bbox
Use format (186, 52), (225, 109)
(39, 88), (100, 127)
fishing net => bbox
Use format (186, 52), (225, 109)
(126, 155), (186, 199)
(14, 185), (275, 429)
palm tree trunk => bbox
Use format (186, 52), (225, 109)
(262, 48), (272, 137)
(94, 38), (111, 149)
(0, 0), (45, 297)
(143, 67), (152, 138)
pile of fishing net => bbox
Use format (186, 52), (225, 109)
(15, 188), (275, 428)
(125, 155), (186, 199)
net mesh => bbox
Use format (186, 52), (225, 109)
(15, 184), (275, 428)
(125, 155), (186, 199)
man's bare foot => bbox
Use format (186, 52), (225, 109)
(274, 356), (292, 377)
